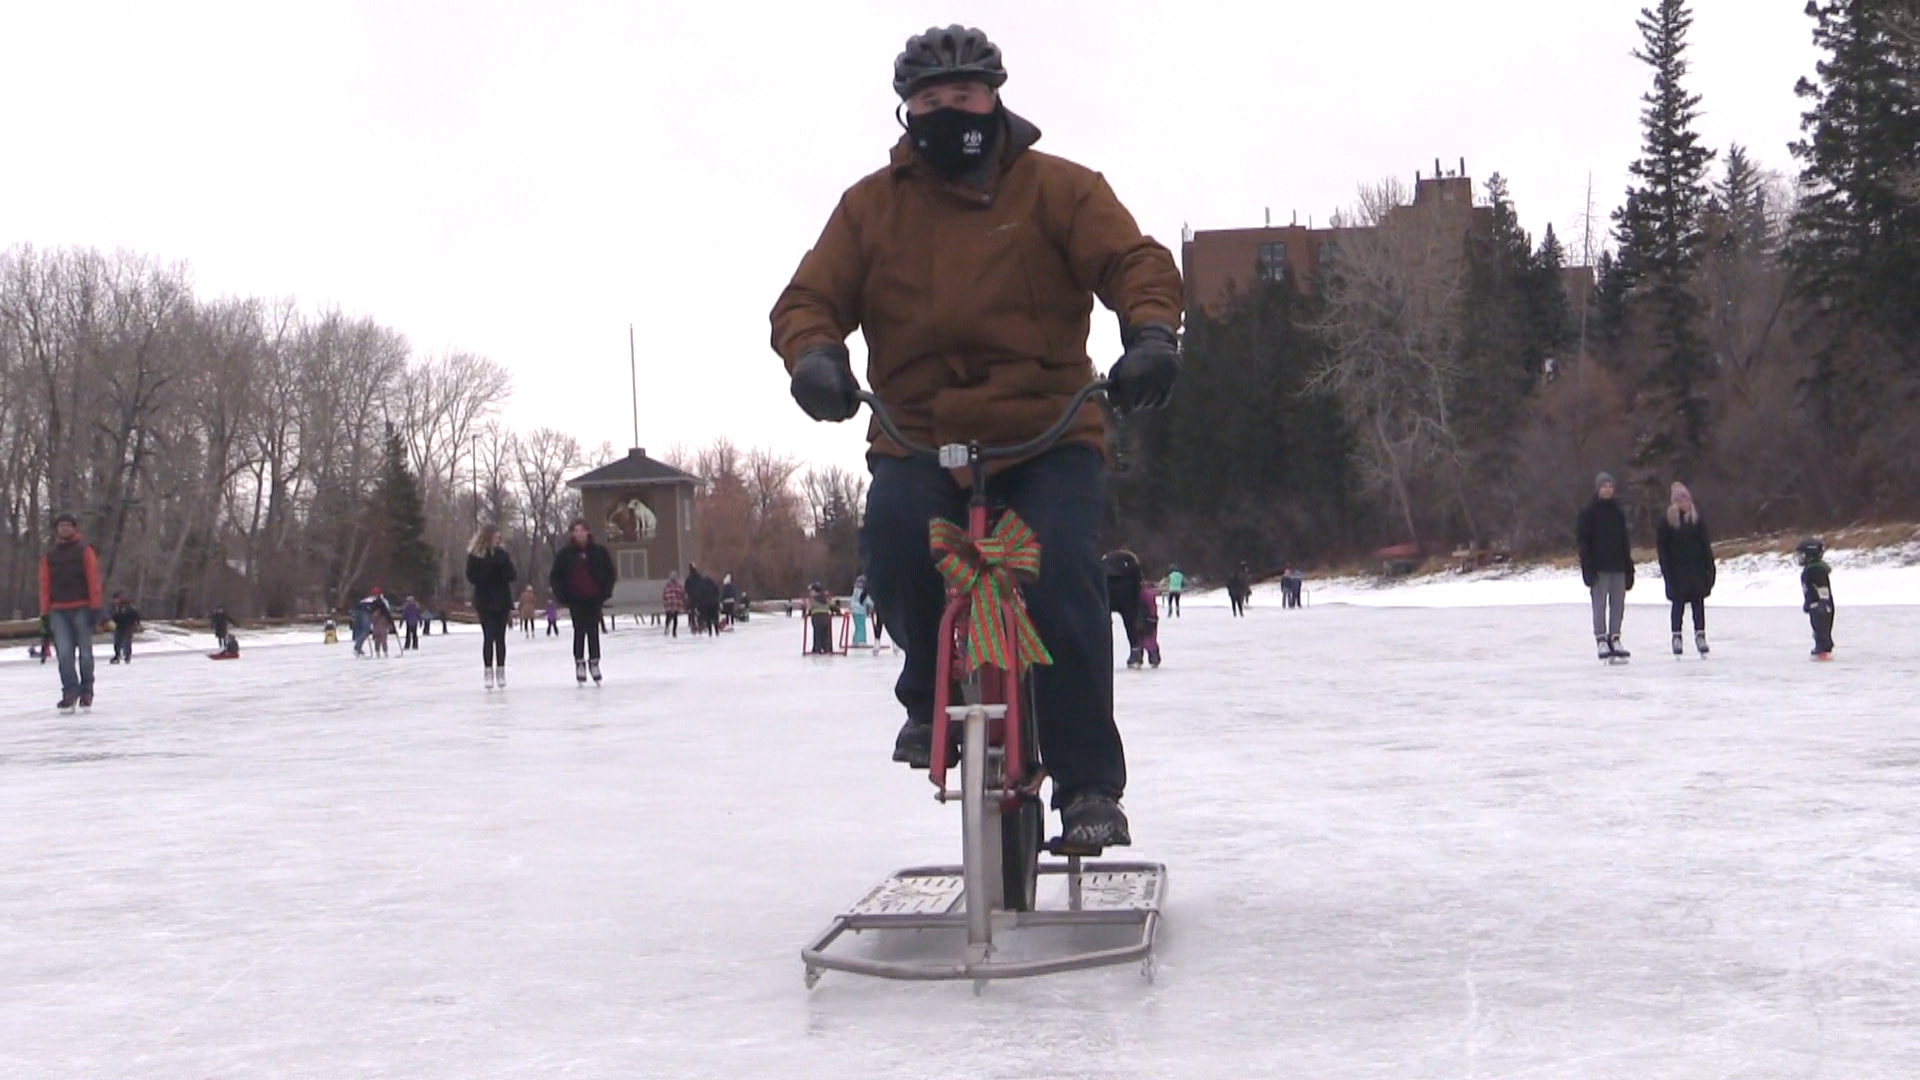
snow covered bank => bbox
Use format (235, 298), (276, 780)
(1199, 540), (1920, 609)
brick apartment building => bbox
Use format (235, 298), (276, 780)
(1182, 162), (1496, 318)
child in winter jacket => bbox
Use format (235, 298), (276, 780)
(806, 583), (838, 655)
(1137, 580), (1161, 668)
(1798, 537), (1835, 659)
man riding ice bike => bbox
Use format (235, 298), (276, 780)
(771, 25), (1182, 850)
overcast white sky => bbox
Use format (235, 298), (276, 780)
(5, 0), (1818, 475)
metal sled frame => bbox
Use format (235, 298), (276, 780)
(802, 704), (1167, 987)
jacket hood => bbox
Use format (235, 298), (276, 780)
(888, 105), (1042, 177)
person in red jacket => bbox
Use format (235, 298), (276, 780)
(661, 571), (688, 638)
(39, 512), (103, 712)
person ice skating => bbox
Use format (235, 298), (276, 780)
(466, 523), (518, 689)
(518, 585), (538, 637)
(549, 518), (616, 684)
(662, 571), (688, 637)
(351, 601), (371, 656)
(1104, 549), (1146, 669)
(323, 617), (338, 645)
(684, 564), (710, 634)
(364, 588), (397, 658)
(1798, 537), (1836, 659)
(419, 603), (432, 637)
(33, 614), (52, 663)
(850, 573), (885, 645)
(545, 595), (559, 636)
(1137, 577), (1161, 668)
(1577, 471), (1635, 661)
(401, 596), (421, 651)
(806, 582), (839, 654)
(772, 24), (1183, 847)
(108, 592), (140, 664)
(39, 512), (103, 712)
(1655, 481), (1716, 657)
(1226, 564), (1251, 617)
(687, 568), (717, 636)
(720, 574), (740, 630)
(1164, 564), (1184, 616)
(209, 605), (230, 648)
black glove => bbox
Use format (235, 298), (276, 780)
(1582, 570), (1596, 589)
(1107, 323), (1180, 412)
(1625, 566), (1636, 591)
(789, 343), (861, 422)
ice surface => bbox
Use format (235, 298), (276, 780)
(6, 599), (1920, 1079)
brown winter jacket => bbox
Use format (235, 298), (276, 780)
(770, 109), (1182, 474)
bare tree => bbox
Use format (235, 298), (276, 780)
(509, 426), (582, 574)
(1309, 178), (1475, 543)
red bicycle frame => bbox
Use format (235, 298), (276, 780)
(927, 490), (1036, 807)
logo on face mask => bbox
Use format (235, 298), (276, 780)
(905, 105), (1002, 179)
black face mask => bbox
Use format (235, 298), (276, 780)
(904, 105), (1001, 180)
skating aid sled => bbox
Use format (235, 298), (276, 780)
(801, 381), (1166, 990)
(800, 704), (1167, 989)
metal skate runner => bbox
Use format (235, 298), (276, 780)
(802, 381), (1167, 989)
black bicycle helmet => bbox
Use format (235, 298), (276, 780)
(893, 25), (1007, 99)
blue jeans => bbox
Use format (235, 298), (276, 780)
(48, 608), (96, 699)
(862, 445), (1123, 803)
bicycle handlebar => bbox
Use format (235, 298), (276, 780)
(855, 380), (1111, 463)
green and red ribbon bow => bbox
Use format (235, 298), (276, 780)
(929, 512), (1054, 673)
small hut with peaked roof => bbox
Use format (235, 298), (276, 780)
(566, 448), (702, 615)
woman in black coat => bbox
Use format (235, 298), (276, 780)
(1655, 481), (1716, 656)
(465, 523), (518, 687)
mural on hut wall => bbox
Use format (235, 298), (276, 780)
(605, 495), (659, 544)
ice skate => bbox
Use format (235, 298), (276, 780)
(575, 660), (588, 685)
(1596, 635), (1613, 661)
(1672, 632), (1684, 657)
(56, 696), (76, 714)
(495, 669), (506, 688)
(1608, 636), (1630, 663)
(484, 667), (495, 690)
(1695, 631), (1709, 656)
(1148, 646), (1161, 668)
(79, 695), (92, 711)
(589, 659), (602, 684)
(1126, 648), (1143, 670)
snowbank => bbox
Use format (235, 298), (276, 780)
(1203, 540), (1920, 609)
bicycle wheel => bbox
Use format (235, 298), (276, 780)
(1000, 673), (1044, 912)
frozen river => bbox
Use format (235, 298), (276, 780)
(5, 600), (1918, 1078)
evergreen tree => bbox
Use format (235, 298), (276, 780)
(1711, 144), (1773, 257)
(1113, 277), (1356, 571)
(366, 424), (437, 599)
(1614, 0), (1716, 470)
(1789, 0), (1920, 346)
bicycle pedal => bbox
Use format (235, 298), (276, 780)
(1045, 837), (1106, 858)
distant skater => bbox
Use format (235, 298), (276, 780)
(1798, 537), (1835, 659)
(1577, 472), (1634, 661)
(1655, 481), (1716, 657)
(466, 523), (518, 689)
(1226, 564), (1250, 618)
